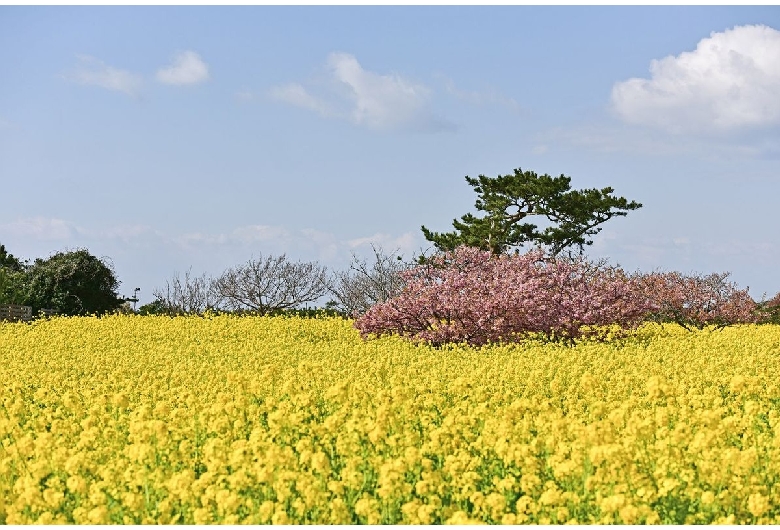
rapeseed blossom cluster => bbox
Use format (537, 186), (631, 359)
(1, 314), (779, 524)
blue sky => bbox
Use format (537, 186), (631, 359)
(2, 6), (780, 305)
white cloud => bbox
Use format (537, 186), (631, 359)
(268, 83), (332, 116)
(327, 52), (434, 130)
(65, 55), (143, 98)
(0, 218), (165, 247)
(0, 217), (423, 281)
(0, 217), (79, 241)
(177, 225), (291, 248)
(611, 24), (780, 134)
(269, 52), (453, 132)
(533, 122), (780, 159)
(346, 232), (419, 258)
(156, 51), (210, 86)
(299, 229), (341, 261)
(534, 124), (699, 156)
(437, 74), (521, 112)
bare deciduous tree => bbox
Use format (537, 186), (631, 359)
(327, 244), (412, 317)
(152, 268), (218, 315)
(213, 254), (328, 314)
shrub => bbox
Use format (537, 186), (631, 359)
(354, 246), (652, 346)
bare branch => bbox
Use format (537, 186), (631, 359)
(152, 268), (218, 315)
(327, 244), (412, 317)
(212, 254), (328, 314)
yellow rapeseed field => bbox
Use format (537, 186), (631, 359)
(1, 314), (779, 524)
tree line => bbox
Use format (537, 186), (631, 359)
(2, 167), (778, 328)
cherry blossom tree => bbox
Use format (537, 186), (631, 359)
(634, 271), (759, 330)
(354, 246), (652, 346)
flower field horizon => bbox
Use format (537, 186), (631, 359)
(1, 314), (780, 524)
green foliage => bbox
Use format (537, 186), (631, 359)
(20, 249), (122, 316)
(0, 244), (24, 272)
(263, 306), (350, 319)
(0, 268), (25, 305)
(138, 298), (349, 319)
(421, 168), (642, 257)
(756, 294), (780, 325)
(138, 298), (170, 316)
(0, 243), (25, 305)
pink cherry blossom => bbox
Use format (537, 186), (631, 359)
(354, 246), (762, 347)
(354, 246), (651, 346)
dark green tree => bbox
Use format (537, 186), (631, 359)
(0, 244), (24, 272)
(0, 243), (25, 304)
(21, 249), (122, 316)
(421, 168), (642, 256)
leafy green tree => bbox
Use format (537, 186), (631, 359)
(0, 244), (24, 271)
(0, 268), (25, 305)
(21, 249), (122, 316)
(421, 168), (642, 256)
(0, 243), (25, 304)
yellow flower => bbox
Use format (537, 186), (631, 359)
(111, 393), (129, 409)
(42, 488), (64, 509)
(193, 507), (212, 525)
(66, 475), (87, 495)
(599, 493), (626, 513)
(539, 486), (561, 507)
(701, 491), (716, 505)
(4, 315), (780, 524)
(515, 495), (536, 515)
(215, 489), (241, 515)
(310, 450), (331, 475)
(87, 505), (109, 524)
(485, 492), (506, 519)
(747, 493), (769, 518)
(729, 375), (746, 393)
(519, 473), (541, 494)
(417, 503), (437, 525)
(354, 495), (381, 524)
(257, 500), (275, 523)
(618, 504), (639, 524)
(271, 508), (290, 525)
(445, 510), (483, 525)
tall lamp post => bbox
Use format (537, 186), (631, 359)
(126, 288), (141, 312)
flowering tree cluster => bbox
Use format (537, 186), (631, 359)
(354, 246), (653, 346)
(756, 291), (780, 325)
(634, 271), (759, 330)
(354, 246), (764, 347)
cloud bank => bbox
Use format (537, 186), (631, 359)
(66, 55), (143, 98)
(269, 52), (453, 132)
(156, 51), (210, 86)
(611, 24), (780, 134)
(0, 217), (420, 266)
(66, 50), (210, 97)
